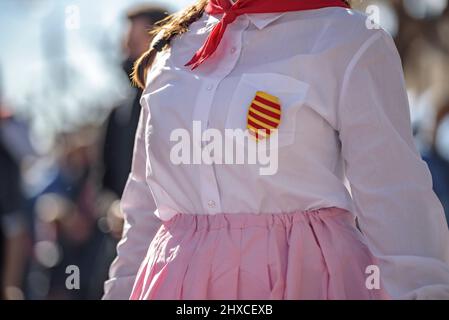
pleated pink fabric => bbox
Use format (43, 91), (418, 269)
(130, 206), (390, 300)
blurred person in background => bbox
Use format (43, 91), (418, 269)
(100, 5), (169, 299)
(0, 66), (32, 300)
(422, 101), (449, 222)
(0, 110), (25, 300)
(99, 5), (168, 241)
(28, 128), (99, 299)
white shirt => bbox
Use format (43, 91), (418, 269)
(103, 7), (449, 299)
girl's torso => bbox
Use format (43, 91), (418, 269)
(140, 7), (378, 220)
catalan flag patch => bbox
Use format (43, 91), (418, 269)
(247, 91), (281, 141)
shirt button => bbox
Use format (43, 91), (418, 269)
(206, 84), (214, 91)
(230, 47), (237, 54)
(207, 200), (216, 208)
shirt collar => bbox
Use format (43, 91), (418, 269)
(207, 11), (286, 30)
(245, 12), (287, 30)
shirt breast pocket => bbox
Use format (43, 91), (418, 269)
(225, 73), (309, 149)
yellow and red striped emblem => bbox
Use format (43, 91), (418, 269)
(247, 91), (281, 141)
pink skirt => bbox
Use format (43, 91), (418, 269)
(130, 206), (390, 300)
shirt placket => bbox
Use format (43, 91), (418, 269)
(192, 16), (249, 214)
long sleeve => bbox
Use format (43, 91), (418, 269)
(102, 104), (161, 300)
(337, 30), (449, 299)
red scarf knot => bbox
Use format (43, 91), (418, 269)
(223, 10), (238, 24)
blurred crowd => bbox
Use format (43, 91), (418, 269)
(0, 3), (169, 299)
(1, 0), (449, 300)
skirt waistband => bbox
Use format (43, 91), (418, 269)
(163, 206), (354, 231)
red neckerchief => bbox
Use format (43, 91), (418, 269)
(185, 0), (350, 69)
